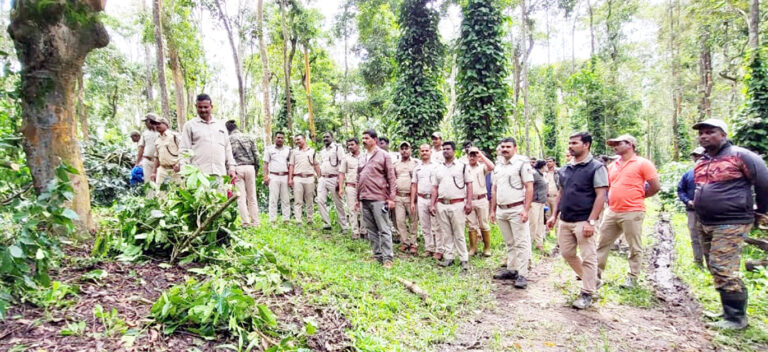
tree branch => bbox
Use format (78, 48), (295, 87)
(170, 195), (238, 262)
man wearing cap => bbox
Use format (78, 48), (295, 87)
(430, 141), (472, 270)
(466, 146), (495, 257)
(317, 132), (348, 231)
(677, 146), (706, 268)
(339, 138), (362, 238)
(394, 142), (419, 254)
(289, 134), (321, 225)
(226, 120), (260, 228)
(263, 131), (291, 223)
(596, 134), (661, 288)
(136, 113), (159, 184)
(151, 118), (180, 184)
(430, 132), (445, 164)
(130, 131), (141, 145)
(411, 144), (444, 259)
(176, 94), (237, 182)
(691, 118), (768, 330)
(490, 137), (534, 288)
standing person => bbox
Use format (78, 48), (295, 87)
(677, 146), (706, 268)
(544, 157), (559, 221)
(136, 113), (159, 184)
(226, 120), (260, 228)
(489, 138), (534, 288)
(317, 132), (348, 231)
(530, 159), (548, 252)
(430, 132), (445, 164)
(411, 144), (444, 259)
(263, 131), (291, 224)
(596, 134), (661, 288)
(356, 129), (396, 268)
(378, 136), (399, 242)
(378, 136), (401, 163)
(176, 94), (237, 181)
(430, 141), (472, 270)
(339, 138), (362, 238)
(130, 131), (141, 145)
(289, 135), (321, 225)
(394, 142), (419, 254)
(466, 146), (495, 257)
(546, 132), (609, 309)
(151, 118), (180, 184)
(692, 119), (768, 330)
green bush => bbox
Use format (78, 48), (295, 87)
(656, 161), (692, 212)
(82, 139), (137, 206)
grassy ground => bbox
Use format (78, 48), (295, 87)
(670, 210), (768, 351)
(242, 215), (556, 351)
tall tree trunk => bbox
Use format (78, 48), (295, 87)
(76, 75), (88, 141)
(142, 0), (154, 107)
(587, 0), (595, 58)
(257, 0), (272, 145)
(304, 45), (316, 141)
(748, 0), (759, 50)
(152, 0), (171, 120)
(9, 0), (110, 232)
(213, 0), (246, 129)
(698, 30), (713, 121)
(280, 0), (293, 135)
(669, 0), (681, 161)
(520, 0), (533, 155)
(167, 44), (186, 128)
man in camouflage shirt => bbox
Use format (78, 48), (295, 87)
(226, 120), (260, 227)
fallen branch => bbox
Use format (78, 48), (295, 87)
(397, 277), (429, 301)
(745, 237), (768, 252)
(745, 259), (768, 272)
(1, 183), (33, 205)
(170, 195), (238, 262)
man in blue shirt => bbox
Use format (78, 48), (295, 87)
(677, 147), (705, 268)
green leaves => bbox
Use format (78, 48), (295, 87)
(734, 51), (768, 160)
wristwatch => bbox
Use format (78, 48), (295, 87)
(588, 219), (597, 226)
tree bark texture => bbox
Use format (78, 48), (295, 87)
(76, 74), (88, 141)
(303, 45), (316, 142)
(669, 0), (681, 161)
(142, 0), (154, 107)
(257, 0), (272, 145)
(280, 0), (293, 135)
(698, 30), (712, 121)
(748, 0), (759, 50)
(8, 0), (110, 232)
(167, 44), (186, 128)
(152, 0), (171, 121)
(213, 0), (246, 129)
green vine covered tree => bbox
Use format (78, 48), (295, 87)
(541, 66), (559, 161)
(733, 52), (768, 159)
(455, 0), (509, 155)
(392, 0), (445, 143)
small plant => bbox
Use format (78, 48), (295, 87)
(93, 304), (128, 337)
(80, 269), (108, 284)
(60, 320), (87, 336)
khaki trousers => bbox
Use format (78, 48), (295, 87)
(529, 202), (546, 246)
(141, 158), (157, 184)
(234, 165), (259, 226)
(155, 165), (180, 185)
(316, 176), (348, 230)
(268, 175), (291, 222)
(466, 197), (490, 232)
(597, 208), (645, 277)
(345, 185), (362, 235)
(417, 197), (440, 252)
(558, 220), (598, 295)
(437, 201), (469, 262)
(293, 177), (315, 223)
(395, 195), (418, 246)
(496, 205), (531, 276)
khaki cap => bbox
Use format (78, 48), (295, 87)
(431, 132), (442, 139)
(607, 134), (638, 147)
(157, 117), (170, 126)
(692, 118), (729, 134)
(399, 141), (411, 149)
(142, 113), (160, 122)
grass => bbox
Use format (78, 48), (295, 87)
(242, 214), (556, 351)
(670, 210), (768, 351)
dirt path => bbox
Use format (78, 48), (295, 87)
(439, 219), (714, 352)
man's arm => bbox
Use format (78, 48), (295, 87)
(742, 150), (768, 214)
(490, 184), (498, 223)
(136, 145), (145, 166)
(645, 178), (661, 197)
(522, 181), (533, 219)
(480, 152), (495, 173)
(385, 154), (396, 206)
(677, 173), (691, 205)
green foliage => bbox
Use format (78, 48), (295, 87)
(734, 52), (768, 159)
(540, 66), (559, 161)
(83, 139), (136, 206)
(656, 161), (692, 212)
(455, 0), (510, 155)
(392, 0), (445, 143)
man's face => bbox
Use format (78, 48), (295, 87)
(295, 136), (305, 148)
(420, 146), (431, 160)
(442, 144), (455, 160)
(144, 120), (153, 129)
(432, 136), (442, 148)
(131, 134), (140, 143)
(499, 142), (516, 159)
(400, 146), (411, 159)
(323, 134), (332, 146)
(156, 123), (168, 134)
(378, 139), (388, 150)
(611, 141), (632, 155)
(196, 100), (213, 119)
(468, 152), (478, 165)
(698, 127), (725, 149)
(362, 134), (376, 148)
(275, 134), (285, 146)
(546, 159), (554, 169)
(568, 137), (588, 158)
(347, 141), (359, 154)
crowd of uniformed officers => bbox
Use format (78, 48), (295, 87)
(133, 95), (767, 329)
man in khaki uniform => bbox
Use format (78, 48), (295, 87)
(136, 113), (159, 184)
(339, 138), (362, 238)
(226, 120), (260, 227)
(316, 132), (348, 231)
(544, 157), (559, 220)
(394, 142), (419, 254)
(151, 118), (180, 184)
(430, 141), (473, 270)
(466, 146), (494, 257)
(430, 132), (445, 164)
(263, 131), (291, 223)
(289, 134), (321, 224)
(176, 94), (237, 181)
(411, 144), (443, 259)
(490, 137), (534, 289)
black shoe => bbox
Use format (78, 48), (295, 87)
(493, 270), (518, 280)
(460, 261), (469, 271)
(323, 225), (332, 231)
(708, 290), (748, 330)
(573, 292), (592, 309)
(439, 258), (454, 267)
(513, 276), (528, 289)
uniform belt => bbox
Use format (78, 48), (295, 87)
(270, 171), (288, 176)
(143, 156), (154, 160)
(498, 201), (524, 209)
(345, 182), (356, 187)
(473, 194), (487, 200)
(547, 194), (558, 198)
(160, 164), (176, 168)
(418, 193), (430, 199)
(397, 191), (411, 197)
(295, 173), (314, 178)
(323, 174), (338, 178)
(437, 198), (464, 205)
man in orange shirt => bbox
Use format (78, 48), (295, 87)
(597, 134), (661, 288)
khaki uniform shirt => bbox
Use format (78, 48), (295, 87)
(430, 147), (445, 164)
(468, 163), (489, 196)
(492, 155), (534, 205)
(412, 161), (435, 195)
(290, 147), (318, 177)
(263, 145), (290, 173)
(394, 158), (418, 193)
(154, 131), (180, 167)
(544, 170), (558, 196)
(139, 129), (159, 160)
(340, 153), (360, 184)
(179, 117), (236, 176)
(432, 160), (471, 200)
(319, 143), (345, 176)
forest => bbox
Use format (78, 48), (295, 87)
(1, 0), (768, 351)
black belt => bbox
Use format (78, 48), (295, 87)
(498, 201), (524, 209)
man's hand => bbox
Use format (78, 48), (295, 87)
(583, 222), (595, 238)
(546, 216), (556, 230)
(338, 188), (344, 198)
(687, 200), (694, 209)
(464, 201), (472, 215)
(228, 169), (237, 181)
(429, 205), (437, 216)
(288, 179), (294, 188)
(264, 175), (270, 185)
(490, 211), (496, 224)
(173, 164), (180, 173)
(151, 173), (157, 182)
(410, 203), (416, 214)
(520, 209), (529, 223)
(387, 199), (395, 209)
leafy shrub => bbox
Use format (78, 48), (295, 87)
(656, 161), (693, 212)
(82, 139), (137, 206)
